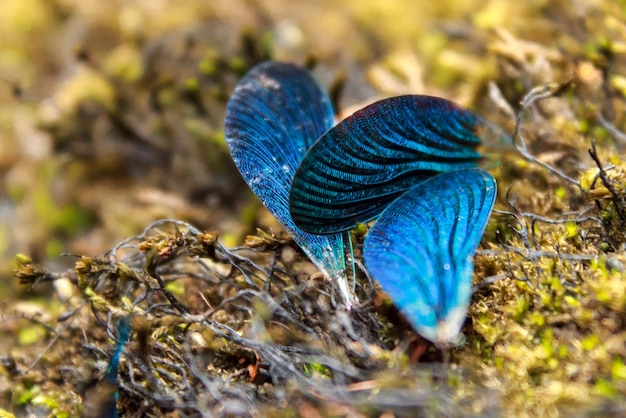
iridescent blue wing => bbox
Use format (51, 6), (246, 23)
(289, 95), (512, 234)
(363, 169), (496, 345)
(84, 316), (131, 418)
(106, 316), (131, 382)
(224, 61), (354, 307)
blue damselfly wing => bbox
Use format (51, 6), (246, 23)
(224, 61), (355, 307)
(289, 95), (511, 234)
(363, 169), (496, 345)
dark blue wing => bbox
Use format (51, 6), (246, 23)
(289, 95), (512, 234)
(224, 61), (354, 307)
(363, 169), (496, 345)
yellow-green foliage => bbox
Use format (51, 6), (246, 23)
(467, 242), (626, 416)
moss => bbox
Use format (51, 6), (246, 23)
(3, 0), (626, 416)
(103, 44), (144, 82)
(55, 67), (118, 113)
(0, 0), (54, 34)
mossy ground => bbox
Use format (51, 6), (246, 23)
(1, 1), (626, 416)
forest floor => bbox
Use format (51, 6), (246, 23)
(1, 1), (626, 416)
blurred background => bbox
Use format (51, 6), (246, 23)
(0, 0), (583, 279)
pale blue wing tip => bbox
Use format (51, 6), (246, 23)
(406, 306), (469, 346)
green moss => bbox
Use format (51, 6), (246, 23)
(4, 1), (626, 416)
(17, 325), (46, 346)
(595, 379), (619, 398)
(611, 358), (626, 381)
(198, 50), (219, 75)
(104, 44), (144, 82)
(13, 384), (38, 406)
(56, 67), (117, 112)
(302, 363), (333, 379)
(0, 0), (54, 33)
(565, 221), (578, 238)
(31, 394), (59, 411)
(165, 279), (185, 297)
